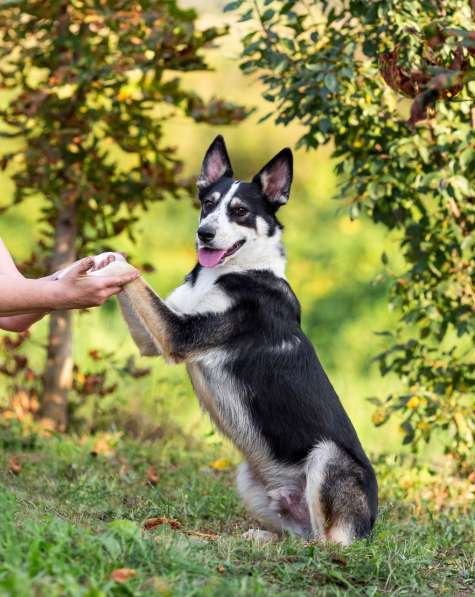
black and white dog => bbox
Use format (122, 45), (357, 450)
(89, 136), (378, 544)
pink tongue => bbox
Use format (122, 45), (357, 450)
(198, 248), (227, 268)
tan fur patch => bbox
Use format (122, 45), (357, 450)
(121, 279), (175, 360)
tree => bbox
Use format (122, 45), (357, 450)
(0, 0), (247, 431)
(229, 0), (474, 468)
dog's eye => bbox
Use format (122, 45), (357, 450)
(203, 200), (214, 210)
(233, 206), (248, 217)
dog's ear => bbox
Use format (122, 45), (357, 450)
(252, 148), (293, 207)
(197, 135), (233, 189)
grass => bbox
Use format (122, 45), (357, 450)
(0, 429), (473, 596)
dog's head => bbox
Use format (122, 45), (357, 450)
(195, 135), (293, 269)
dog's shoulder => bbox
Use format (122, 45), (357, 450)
(217, 269), (301, 324)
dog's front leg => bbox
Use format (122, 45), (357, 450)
(87, 253), (243, 362)
(86, 254), (162, 357)
(121, 277), (243, 363)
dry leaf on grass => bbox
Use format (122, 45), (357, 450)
(183, 529), (219, 541)
(146, 465), (159, 486)
(208, 458), (232, 470)
(110, 568), (136, 583)
(90, 432), (121, 457)
(143, 516), (181, 530)
(8, 456), (21, 475)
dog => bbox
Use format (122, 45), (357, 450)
(88, 135), (378, 545)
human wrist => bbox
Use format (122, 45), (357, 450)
(42, 280), (67, 310)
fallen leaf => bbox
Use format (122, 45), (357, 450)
(8, 456), (21, 475)
(209, 458), (232, 470)
(183, 529), (219, 541)
(111, 568), (136, 583)
(91, 432), (121, 457)
(147, 465), (159, 486)
(144, 516), (181, 530)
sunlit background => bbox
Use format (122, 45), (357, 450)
(0, 1), (407, 456)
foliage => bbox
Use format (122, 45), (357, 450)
(230, 0), (475, 467)
(0, 431), (473, 595)
(0, 332), (151, 433)
(0, 0), (247, 247)
(0, 0), (248, 430)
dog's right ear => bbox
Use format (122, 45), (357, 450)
(197, 135), (233, 190)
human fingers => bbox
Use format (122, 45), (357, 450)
(101, 270), (140, 287)
(61, 257), (94, 280)
(109, 286), (123, 296)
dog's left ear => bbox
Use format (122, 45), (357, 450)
(252, 148), (293, 207)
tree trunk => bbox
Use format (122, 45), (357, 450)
(41, 203), (77, 432)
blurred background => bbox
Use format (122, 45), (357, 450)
(0, 1), (404, 456)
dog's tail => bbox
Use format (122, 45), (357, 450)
(305, 440), (377, 545)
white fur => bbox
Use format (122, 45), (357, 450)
(193, 349), (266, 459)
(277, 336), (301, 352)
(305, 440), (339, 539)
(242, 529), (278, 544)
(166, 267), (232, 315)
(305, 440), (355, 544)
(326, 523), (354, 546)
(198, 181), (240, 249)
(237, 463), (285, 533)
(237, 463), (310, 537)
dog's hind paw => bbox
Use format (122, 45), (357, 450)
(242, 529), (278, 544)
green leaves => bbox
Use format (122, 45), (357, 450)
(223, 1), (244, 12)
(0, 0), (249, 251)
(232, 0), (475, 468)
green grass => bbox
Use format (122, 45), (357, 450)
(0, 430), (473, 596)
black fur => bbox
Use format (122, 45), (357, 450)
(150, 266), (377, 530)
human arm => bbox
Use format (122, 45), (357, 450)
(0, 251), (139, 332)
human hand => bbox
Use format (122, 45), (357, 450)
(51, 256), (139, 309)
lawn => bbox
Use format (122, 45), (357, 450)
(0, 428), (473, 596)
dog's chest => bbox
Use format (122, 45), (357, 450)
(166, 268), (231, 315)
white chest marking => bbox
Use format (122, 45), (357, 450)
(166, 267), (232, 315)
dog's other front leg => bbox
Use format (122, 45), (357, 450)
(119, 277), (245, 364)
(87, 253), (246, 362)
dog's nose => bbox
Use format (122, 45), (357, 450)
(197, 226), (215, 243)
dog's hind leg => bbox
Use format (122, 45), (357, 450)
(237, 463), (311, 537)
(237, 463), (285, 534)
(305, 441), (377, 545)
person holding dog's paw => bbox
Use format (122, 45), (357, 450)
(0, 237), (139, 332)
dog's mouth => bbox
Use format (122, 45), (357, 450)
(198, 239), (246, 268)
